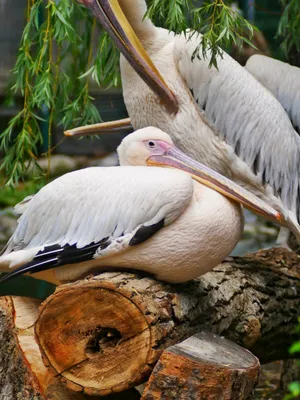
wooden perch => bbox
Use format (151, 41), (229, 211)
(34, 248), (300, 397)
(141, 332), (260, 400)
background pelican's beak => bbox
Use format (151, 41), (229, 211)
(81, 0), (178, 113)
(147, 147), (285, 226)
(64, 118), (132, 137)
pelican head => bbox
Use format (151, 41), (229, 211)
(118, 126), (173, 166)
(80, 0), (178, 112)
(117, 127), (284, 225)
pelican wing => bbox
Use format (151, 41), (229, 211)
(0, 166), (193, 280)
(245, 55), (300, 133)
(14, 194), (35, 215)
(174, 36), (300, 221)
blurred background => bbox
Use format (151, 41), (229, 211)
(0, 2), (298, 398)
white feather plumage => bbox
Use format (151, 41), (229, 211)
(2, 167), (192, 263)
(117, 0), (300, 236)
(174, 38), (300, 219)
(245, 54), (300, 133)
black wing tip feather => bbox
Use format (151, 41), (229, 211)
(0, 272), (18, 284)
(0, 238), (111, 284)
(0, 219), (165, 284)
(0, 271), (20, 284)
(0, 256), (60, 284)
(129, 219), (164, 246)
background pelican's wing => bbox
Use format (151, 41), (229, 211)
(245, 55), (300, 134)
(174, 36), (300, 221)
(0, 166), (193, 279)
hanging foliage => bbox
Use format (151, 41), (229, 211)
(277, 0), (300, 64)
(146, 0), (255, 68)
(0, 0), (120, 186)
(1, 0), (255, 186)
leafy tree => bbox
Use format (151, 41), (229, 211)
(0, 0), (298, 185)
(277, 0), (300, 66)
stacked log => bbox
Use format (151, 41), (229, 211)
(0, 247), (299, 398)
(142, 332), (260, 399)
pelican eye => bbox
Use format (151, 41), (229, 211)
(148, 141), (155, 148)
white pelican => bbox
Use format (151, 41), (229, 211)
(77, 0), (300, 245)
(0, 128), (282, 286)
(245, 55), (300, 133)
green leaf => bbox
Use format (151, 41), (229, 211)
(290, 341), (300, 354)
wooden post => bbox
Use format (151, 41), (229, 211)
(34, 248), (300, 397)
(141, 332), (260, 399)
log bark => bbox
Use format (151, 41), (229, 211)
(0, 296), (122, 400)
(0, 296), (48, 399)
(35, 248), (300, 396)
(141, 332), (260, 400)
(280, 359), (300, 392)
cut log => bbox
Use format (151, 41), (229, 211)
(0, 296), (47, 399)
(141, 332), (260, 400)
(34, 248), (300, 396)
(0, 296), (117, 400)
